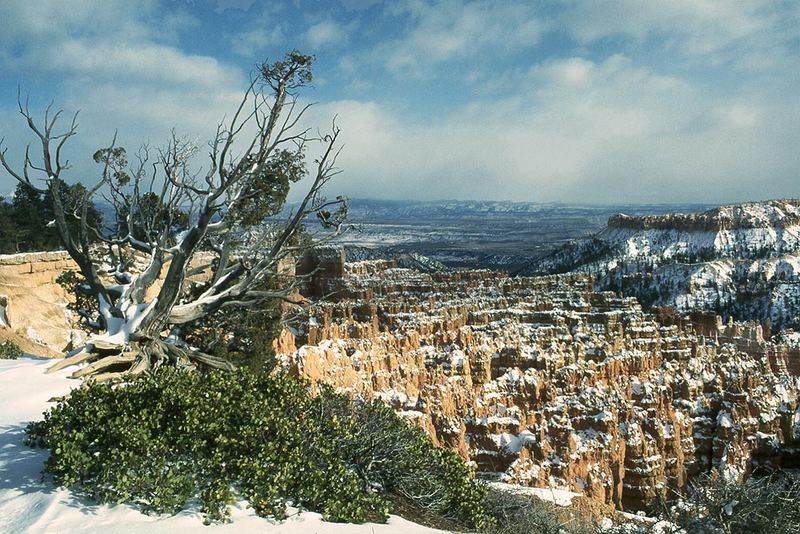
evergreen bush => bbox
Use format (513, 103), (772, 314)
(0, 340), (22, 359)
(25, 367), (487, 527)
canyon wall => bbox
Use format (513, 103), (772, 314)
(0, 251), (81, 355)
(607, 199), (800, 233)
(522, 199), (800, 331)
(276, 254), (800, 511)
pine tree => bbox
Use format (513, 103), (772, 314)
(11, 182), (48, 250)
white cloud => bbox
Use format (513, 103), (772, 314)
(314, 54), (800, 203)
(48, 40), (242, 89)
(0, 0), (248, 191)
(560, 0), (800, 69)
(0, 0), (161, 45)
(0, 0), (241, 89)
(381, 0), (547, 75)
(60, 81), (244, 151)
(231, 26), (285, 57)
(0, 0), (798, 205)
(215, 0), (258, 13)
(226, 3), (287, 57)
(304, 20), (348, 49)
(297, 1), (799, 203)
(563, 0), (767, 45)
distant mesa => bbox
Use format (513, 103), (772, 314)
(607, 199), (800, 232)
(520, 198), (800, 331)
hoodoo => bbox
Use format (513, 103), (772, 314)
(277, 253), (800, 510)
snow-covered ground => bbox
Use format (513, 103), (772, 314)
(0, 357), (448, 533)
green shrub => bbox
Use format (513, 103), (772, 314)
(56, 270), (100, 331)
(315, 390), (488, 529)
(180, 281), (282, 373)
(0, 339), (22, 359)
(25, 368), (487, 527)
(180, 301), (282, 373)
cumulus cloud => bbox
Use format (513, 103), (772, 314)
(380, 0), (546, 75)
(314, 53), (799, 203)
(46, 41), (241, 89)
(560, 0), (800, 69)
(295, 0), (799, 203)
(0, 0), (162, 50)
(231, 27), (285, 57)
(304, 20), (348, 49)
(0, 0), (247, 191)
(563, 0), (769, 46)
(0, 0), (797, 204)
(226, 3), (286, 57)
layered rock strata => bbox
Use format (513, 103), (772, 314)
(0, 251), (81, 354)
(521, 199), (800, 330)
(276, 257), (800, 510)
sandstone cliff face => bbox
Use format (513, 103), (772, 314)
(607, 199), (800, 233)
(276, 257), (800, 511)
(0, 251), (81, 355)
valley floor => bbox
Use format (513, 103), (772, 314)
(0, 357), (448, 534)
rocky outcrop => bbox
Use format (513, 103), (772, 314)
(521, 199), (800, 331)
(607, 199), (800, 233)
(0, 249), (218, 356)
(0, 251), (81, 355)
(276, 258), (800, 511)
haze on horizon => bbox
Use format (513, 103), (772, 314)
(0, 0), (798, 205)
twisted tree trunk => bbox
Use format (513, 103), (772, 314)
(0, 51), (347, 381)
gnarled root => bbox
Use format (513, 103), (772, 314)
(70, 353), (137, 379)
(47, 350), (97, 374)
(49, 338), (236, 382)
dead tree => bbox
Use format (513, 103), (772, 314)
(0, 51), (347, 380)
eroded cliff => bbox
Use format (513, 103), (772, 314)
(0, 251), (81, 355)
(521, 199), (800, 330)
(276, 254), (800, 511)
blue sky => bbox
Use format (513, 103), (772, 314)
(0, 0), (798, 204)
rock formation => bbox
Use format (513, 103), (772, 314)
(6, 245), (799, 512)
(0, 251), (81, 355)
(520, 199), (800, 331)
(276, 255), (800, 511)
